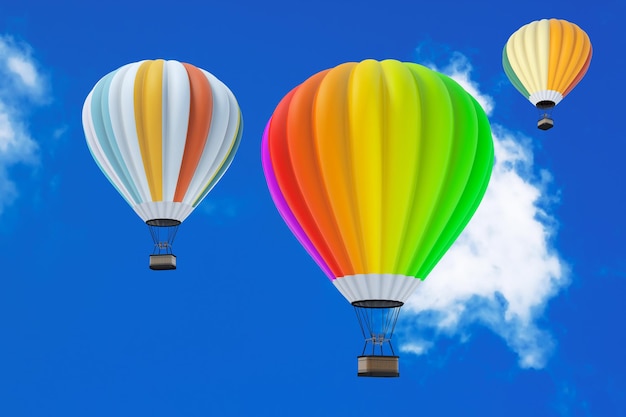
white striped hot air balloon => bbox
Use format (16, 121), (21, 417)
(82, 59), (242, 270)
(503, 18), (592, 130)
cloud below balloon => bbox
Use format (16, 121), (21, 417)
(398, 53), (569, 369)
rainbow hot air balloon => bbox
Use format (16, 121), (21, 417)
(82, 59), (242, 270)
(262, 59), (494, 377)
(503, 18), (592, 130)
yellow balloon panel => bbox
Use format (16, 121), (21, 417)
(503, 18), (592, 106)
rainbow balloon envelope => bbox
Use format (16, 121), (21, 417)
(262, 59), (494, 376)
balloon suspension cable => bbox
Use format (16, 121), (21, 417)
(147, 219), (181, 255)
(536, 101), (555, 130)
(353, 303), (402, 357)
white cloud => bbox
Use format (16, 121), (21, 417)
(0, 35), (47, 216)
(199, 195), (240, 223)
(414, 44), (494, 116)
(8, 56), (39, 88)
(0, 36), (46, 99)
(441, 52), (495, 116)
(398, 53), (569, 369)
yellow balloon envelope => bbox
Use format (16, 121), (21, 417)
(503, 19), (592, 129)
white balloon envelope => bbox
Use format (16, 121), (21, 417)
(82, 59), (242, 269)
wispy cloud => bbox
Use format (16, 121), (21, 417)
(199, 195), (241, 224)
(398, 52), (569, 369)
(0, 35), (48, 216)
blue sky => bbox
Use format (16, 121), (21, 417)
(0, 0), (624, 416)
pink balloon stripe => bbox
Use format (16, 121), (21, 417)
(261, 121), (334, 280)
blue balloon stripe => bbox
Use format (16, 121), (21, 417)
(90, 71), (143, 204)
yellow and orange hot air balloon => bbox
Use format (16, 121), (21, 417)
(503, 18), (592, 130)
